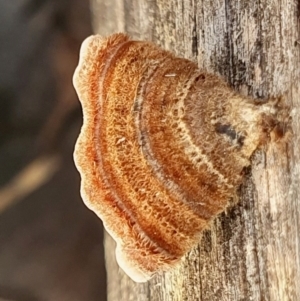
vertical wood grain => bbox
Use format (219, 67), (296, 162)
(91, 0), (300, 300)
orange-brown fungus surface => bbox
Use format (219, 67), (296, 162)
(73, 33), (275, 282)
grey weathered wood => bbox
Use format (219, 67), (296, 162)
(92, 0), (300, 300)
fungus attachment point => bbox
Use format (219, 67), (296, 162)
(73, 33), (276, 282)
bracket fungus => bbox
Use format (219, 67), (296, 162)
(73, 33), (277, 282)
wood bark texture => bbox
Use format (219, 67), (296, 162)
(91, 0), (300, 300)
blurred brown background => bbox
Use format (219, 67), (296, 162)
(0, 0), (107, 300)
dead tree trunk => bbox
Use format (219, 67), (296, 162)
(91, 1), (300, 300)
